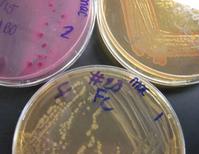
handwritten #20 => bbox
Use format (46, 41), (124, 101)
(89, 71), (123, 111)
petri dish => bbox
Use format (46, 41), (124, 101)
(0, 0), (95, 87)
(13, 65), (185, 154)
(97, 0), (199, 86)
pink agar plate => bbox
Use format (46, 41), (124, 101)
(0, 0), (95, 87)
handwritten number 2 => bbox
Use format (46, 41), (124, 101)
(60, 25), (74, 39)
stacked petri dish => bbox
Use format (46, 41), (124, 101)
(97, 0), (199, 86)
(13, 66), (185, 154)
(0, 0), (95, 87)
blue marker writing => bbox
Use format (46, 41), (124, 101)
(154, 112), (164, 122)
(0, 0), (19, 14)
(129, 77), (148, 96)
(103, 78), (123, 93)
(60, 25), (74, 39)
(55, 81), (72, 99)
(89, 72), (124, 111)
(0, 19), (17, 36)
(89, 71), (105, 86)
(78, 0), (89, 17)
(93, 88), (113, 111)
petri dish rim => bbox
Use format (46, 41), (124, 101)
(0, 0), (96, 87)
(97, 0), (199, 87)
(12, 65), (185, 154)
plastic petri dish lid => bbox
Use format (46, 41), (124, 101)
(0, 0), (95, 87)
(13, 65), (185, 154)
(97, 0), (199, 86)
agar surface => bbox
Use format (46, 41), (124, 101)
(0, 0), (92, 81)
(120, 0), (199, 66)
(16, 71), (183, 153)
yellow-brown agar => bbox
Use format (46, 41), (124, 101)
(13, 66), (185, 154)
(97, 0), (199, 86)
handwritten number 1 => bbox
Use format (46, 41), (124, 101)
(60, 25), (74, 39)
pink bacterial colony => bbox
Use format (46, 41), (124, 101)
(0, 0), (90, 81)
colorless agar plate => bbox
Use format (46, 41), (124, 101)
(97, 0), (199, 86)
(0, 0), (95, 87)
(13, 65), (185, 154)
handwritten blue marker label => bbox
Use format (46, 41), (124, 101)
(103, 78), (123, 92)
(60, 25), (74, 39)
(89, 71), (123, 112)
(129, 77), (148, 96)
(154, 112), (164, 122)
(78, 0), (89, 17)
(0, 0), (19, 14)
(0, 19), (17, 36)
(89, 71), (105, 86)
(93, 88), (113, 111)
(0, 0), (19, 36)
(55, 81), (72, 99)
